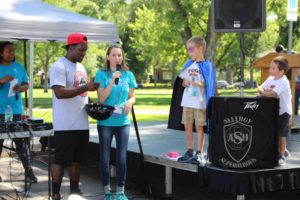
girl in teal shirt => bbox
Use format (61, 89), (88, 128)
(95, 44), (136, 200)
(0, 41), (37, 183)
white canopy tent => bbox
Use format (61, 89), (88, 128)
(0, 0), (119, 116)
(0, 0), (119, 42)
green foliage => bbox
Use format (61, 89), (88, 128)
(17, 0), (300, 88)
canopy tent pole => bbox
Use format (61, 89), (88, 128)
(22, 40), (34, 116)
(23, 40), (28, 108)
(29, 41), (34, 117)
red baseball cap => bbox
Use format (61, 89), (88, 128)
(65, 33), (88, 46)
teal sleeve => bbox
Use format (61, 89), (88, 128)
(19, 63), (28, 83)
(95, 70), (107, 88)
(128, 71), (137, 88)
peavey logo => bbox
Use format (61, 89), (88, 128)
(221, 116), (257, 168)
(244, 101), (259, 111)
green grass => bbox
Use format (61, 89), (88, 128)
(32, 109), (169, 123)
(135, 94), (171, 105)
(218, 88), (258, 96)
(30, 89), (172, 108)
(32, 110), (53, 123)
(28, 88), (258, 123)
(29, 88), (172, 122)
(133, 114), (168, 121)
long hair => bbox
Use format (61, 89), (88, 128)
(0, 41), (14, 63)
(104, 44), (128, 72)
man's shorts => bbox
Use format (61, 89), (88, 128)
(181, 107), (206, 126)
(54, 130), (89, 167)
(278, 112), (291, 137)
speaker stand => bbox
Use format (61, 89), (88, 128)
(239, 32), (245, 97)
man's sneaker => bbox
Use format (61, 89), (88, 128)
(177, 150), (193, 163)
(70, 188), (82, 195)
(114, 192), (128, 200)
(104, 192), (113, 200)
(284, 148), (291, 158)
(51, 193), (61, 200)
(26, 172), (38, 183)
(190, 152), (205, 165)
(278, 155), (286, 166)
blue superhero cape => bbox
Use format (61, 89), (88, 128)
(167, 59), (216, 131)
(180, 60), (216, 107)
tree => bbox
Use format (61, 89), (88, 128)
(28, 0), (108, 92)
(127, 0), (216, 85)
(34, 43), (64, 92)
(39, 0), (294, 86)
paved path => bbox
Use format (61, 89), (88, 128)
(1, 121), (300, 200)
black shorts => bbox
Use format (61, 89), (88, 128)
(54, 130), (89, 167)
(278, 113), (291, 137)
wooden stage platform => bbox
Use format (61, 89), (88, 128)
(88, 121), (300, 200)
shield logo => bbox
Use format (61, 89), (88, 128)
(223, 121), (252, 163)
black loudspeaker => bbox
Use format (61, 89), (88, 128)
(208, 97), (279, 169)
(212, 0), (266, 32)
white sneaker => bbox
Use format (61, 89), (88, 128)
(190, 152), (206, 165)
(284, 149), (291, 158)
(278, 156), (286, 166)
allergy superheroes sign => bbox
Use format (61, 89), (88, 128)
(220, 116), (257, 168)
(208, 97), (279, 169)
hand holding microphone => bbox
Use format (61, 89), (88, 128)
(114, 64), (122, 85)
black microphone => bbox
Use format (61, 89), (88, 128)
(15, 92), (19, 101)
(115, 64), (121, 85)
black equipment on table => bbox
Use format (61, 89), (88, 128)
(0, 121), (53, 133)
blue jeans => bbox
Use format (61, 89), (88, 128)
(97, 125), (130, 188)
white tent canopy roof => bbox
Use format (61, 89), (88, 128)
(0, 0), (119, 43)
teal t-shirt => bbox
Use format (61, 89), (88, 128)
(0, 62), (28, 115)
(95, 69), (137, 127)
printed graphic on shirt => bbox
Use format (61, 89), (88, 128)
(73, 71), (88, 97)
(179, 62), (205, 109)
(187, 68), (200, 97)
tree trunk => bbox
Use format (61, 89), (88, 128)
(43, 53), (50, 93)
(226, 69), (234, 84)
(153, 64), (157, 87)
(172, 0), (192, 43)
(205, 7), (218, 66)
(171, 59), (178, 87)
(44, 70), (48, 93)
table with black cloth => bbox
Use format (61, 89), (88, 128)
(203, 97), (300, 199)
